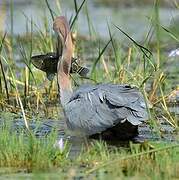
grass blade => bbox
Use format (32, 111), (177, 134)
(0, 33), (9, 103)
(113, 24), (152, 59)
(45, 0), (56, 21)
(70, 0), (87, 29)
(161, 25), (179, 42)
(91, 37), (113, 75)
(74, 0), (78, 14)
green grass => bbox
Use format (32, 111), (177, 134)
(0, 112), (70, 172)
(0, 0), (179, 179)
(0, 113), (178, 179)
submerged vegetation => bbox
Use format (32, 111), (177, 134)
(0, 0), (179, 179)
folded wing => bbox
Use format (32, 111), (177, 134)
(65, 84), (148, 135)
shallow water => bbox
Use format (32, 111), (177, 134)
(0, 111), (178, 155)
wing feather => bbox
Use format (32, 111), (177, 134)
(65, 84), (148, 135)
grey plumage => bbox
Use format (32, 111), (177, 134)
(64, 84), (148, 136)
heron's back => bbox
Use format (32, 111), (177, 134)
(64, 84), (148, 138)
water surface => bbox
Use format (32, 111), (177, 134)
(1, 0), (179, 41)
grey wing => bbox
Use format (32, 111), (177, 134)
(99, 84), (148, 125)
(64, 84), (148, 135)
(64, 90), (117, 135)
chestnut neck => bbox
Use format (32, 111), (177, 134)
(58, 33), (73, 106)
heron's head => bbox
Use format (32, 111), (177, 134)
(53, 16), (71, 46)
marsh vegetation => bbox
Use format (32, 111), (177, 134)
(0, 0), (179, 179)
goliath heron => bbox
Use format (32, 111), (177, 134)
(54, 16), (149, 140)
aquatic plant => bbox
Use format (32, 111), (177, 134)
(0, 0), (178, 178)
